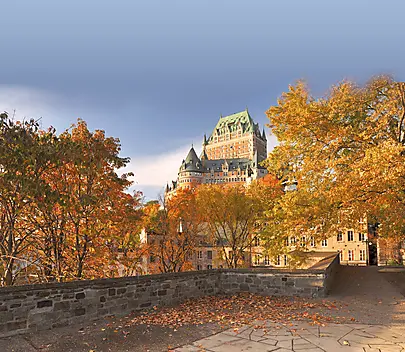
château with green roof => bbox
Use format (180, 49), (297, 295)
(166, 109), (268, 195)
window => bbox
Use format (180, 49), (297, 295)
(254, 236), (260, 247)
(348, 250), (354, 261)
(264, 255), (270, 265)
(290, 237), (296, 245)
(359, 250), (366, 261)
(284, 237), (289, 246)
(207, 250), (213, 259)
(149, 255), (155, 263)
(197, 265), (202, 270)
(347, 231), (354, 241)
(276, 255), (281, 266)
(207, 265), (213, 270)
(283, 255), (288, 266)
(254, 255), (260, 265)
(337, 233), (343, 242)
(359, 233), (365, 242)
(321, 239), (328, 247)
(310, 237), (315, 247)
(197, 251), (203, 259)
(339, 250), (343, 262)
(300, 236), (306, 247)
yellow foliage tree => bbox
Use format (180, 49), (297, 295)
(265, 76), (405, 245)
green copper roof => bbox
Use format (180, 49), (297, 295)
(208, 109), (261, 141)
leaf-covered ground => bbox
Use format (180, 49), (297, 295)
(125, 293), (350, 330)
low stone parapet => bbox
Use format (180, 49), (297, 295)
(0, 254), (339, 337)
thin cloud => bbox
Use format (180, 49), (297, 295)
(0, 85), (59, 124)
(125, 144), (196, 188)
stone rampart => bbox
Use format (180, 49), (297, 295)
(0, 254), (339, 337)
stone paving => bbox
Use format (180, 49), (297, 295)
(175, 321), (405, 352)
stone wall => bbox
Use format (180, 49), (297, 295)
(0, 254), (339, 338)
(220, 269), (326, 297)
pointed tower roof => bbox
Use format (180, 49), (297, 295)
(262, 128), (267, 141)
(181, 146), (202, 172)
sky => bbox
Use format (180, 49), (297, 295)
(1, 0), (404, 200)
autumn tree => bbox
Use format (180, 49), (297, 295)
(0, 114), (144, 285)
(264, 76), (405, 245)
(145, 190), (204, 273)
(0, 112), (60, 285)
(196, 184), (270, 268)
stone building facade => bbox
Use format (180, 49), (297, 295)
(166, 109), (268, 196)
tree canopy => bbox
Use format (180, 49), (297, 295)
(264, 76), (405, 246)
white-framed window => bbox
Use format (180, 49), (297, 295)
(276, 255), (281, 266)
(321, 239), (328, 247)
(359, 233), (366, 242)
(207, 265), (213, 270)
(283, 255), (288, 266)
(348, 231), (354, 241)
(300, 236), (306, 247)
(337, 233), (343, 242)
(197, 251), (203, 259)
(359, 249), (366, 261)
(254, 236), (260, 247)
(290, 237), (296, 245)
(264, 255), (270, 265)
(254, 255), (261, 265)
(348, 250), (354, 261)
(310, 236), (315, 247)
(197, 265), (202, 270)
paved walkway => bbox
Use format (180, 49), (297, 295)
(176, 266), (405, 351)
(176, 322), (405, 351)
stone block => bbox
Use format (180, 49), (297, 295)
(37, 300), (53, 309)
(75, 292), (85, 300)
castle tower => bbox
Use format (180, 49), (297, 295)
(177, 146), (203, 190)
(204, 109), (267, 161)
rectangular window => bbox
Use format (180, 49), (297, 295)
(207, 250), (213, 259)
(264, 255), (270, 265)
(348, 231), (354, 241)
(197, 251), (203, 259)
(197, 265), (201, 270)
(359, 233), (365, 242)
(290, 237), (296, 245)
(359, 249), (366, 261)
(300, 236), (306, 247)
(348, 250), (354, 261)
(276, 255), (281, 266)
(283, 255), (288, 266)
(254, 236), (260, 247)
(337, 233), (343, 242)
(207, 265), (213, 270)
(339, 250), (343, 262)
(321, 239), (328, 247)
(284, 237), (289, 246)
(254, 255), (260, 265)
(310, 236), (315, 247)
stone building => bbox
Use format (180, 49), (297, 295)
(147, 109), (403, 272)
(166, 109), (268, 196)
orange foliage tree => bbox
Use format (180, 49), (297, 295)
(0, 113), (145, 285)
(144, 190), (204, 273)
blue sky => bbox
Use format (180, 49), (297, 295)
(1, 0), (404, 200)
